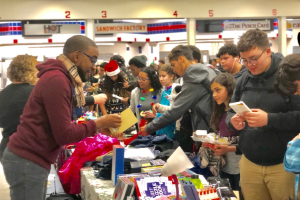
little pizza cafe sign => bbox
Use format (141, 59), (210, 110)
(95, 23), (147, 34)
(223, 20), (271, 31)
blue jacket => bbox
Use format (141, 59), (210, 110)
(155, 86), (176, 138)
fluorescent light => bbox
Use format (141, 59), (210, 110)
(155, 19), (186, 23)
(95, 43), (114, 45)
(0, 21), (21, 24)
(113, 20), (143, 23)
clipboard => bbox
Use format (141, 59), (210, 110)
(109, 108), (138, 134)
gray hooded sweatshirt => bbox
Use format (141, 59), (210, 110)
(146, 63), (218, 133)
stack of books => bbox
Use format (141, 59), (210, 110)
(113, 173), (149, 200)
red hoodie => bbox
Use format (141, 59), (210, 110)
(8, 59), (96, 170)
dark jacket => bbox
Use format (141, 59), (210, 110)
(8, 59), (96, 170)
(233, 65), (248, 80)
(146, 63), (217, 133)
(226, 53), (300, 166)
(0, 83), (34, 159)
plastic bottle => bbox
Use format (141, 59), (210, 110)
(203, 191), (207, 200)
(213, 188), (218, 199)
(199, 191), (203, 199)
(210, 188), (215, 200)
(190, 174), (204, 189)
(207, 189), (211, 200)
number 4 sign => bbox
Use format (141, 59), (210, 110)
(173, 11), (178, 17)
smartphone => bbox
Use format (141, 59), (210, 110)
(229, 101), (252, 115)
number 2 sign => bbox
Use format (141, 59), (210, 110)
(65, 11), (71, 18)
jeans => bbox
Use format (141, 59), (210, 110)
(2, 147), (50, 200)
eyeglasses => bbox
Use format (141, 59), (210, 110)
(137, 77), (149, 82)
(240, 48), (266, 66)
(77, 51), (97, 66)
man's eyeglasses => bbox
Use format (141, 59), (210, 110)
(137, 77), (149, 82)
(78, 51), (97, 66)
(240, 48), (267, 66)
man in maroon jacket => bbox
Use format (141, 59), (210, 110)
(1, 35), (121, 200)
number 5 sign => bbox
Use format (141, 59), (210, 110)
(209, 10), (213, 17)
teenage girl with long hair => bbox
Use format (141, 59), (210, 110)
(209, 73), (241, 191)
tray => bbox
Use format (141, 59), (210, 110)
(191, 136), (231, 145)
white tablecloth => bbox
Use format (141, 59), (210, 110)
(80, 167), (115, 200)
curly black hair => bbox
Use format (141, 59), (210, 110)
(210, 73), (236, 133)
(110, 55), (125, 68)
(102, 73), (128, 100)
(217, 44), (240, 59)
(137, 67), (162, 95)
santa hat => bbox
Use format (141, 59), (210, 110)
(104, 60), (120, 76)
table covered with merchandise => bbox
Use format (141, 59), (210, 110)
(80, 166), (240, 200)
(69, 112), (239, 200)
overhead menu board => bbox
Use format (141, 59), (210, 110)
(95, 23), (147, 34)
(223, 20), (271, 31)
(24, 24), (81, 36)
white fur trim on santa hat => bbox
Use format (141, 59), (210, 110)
(106, 67), (120, 76)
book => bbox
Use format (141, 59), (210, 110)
(113, 173), (150, 200)
(112, 145), (125, 186)
(113, 178), (127, 200)
(109, 108), (138, 134)
(134, 176), (182, 200)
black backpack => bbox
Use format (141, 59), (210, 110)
(239, 75), (292, 110)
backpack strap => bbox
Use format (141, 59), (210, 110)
(239, 76), (292, 110)
(239, 76), (250, 95)
(284, 95), (292, 111)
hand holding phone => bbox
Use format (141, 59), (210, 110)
(229, 101), (252, 115)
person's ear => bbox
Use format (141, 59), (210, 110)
(170, 74), (175, 80)
(69, 51), (80, 65)
(266, 47), (272, 57)
(178, 55), (185, 63)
